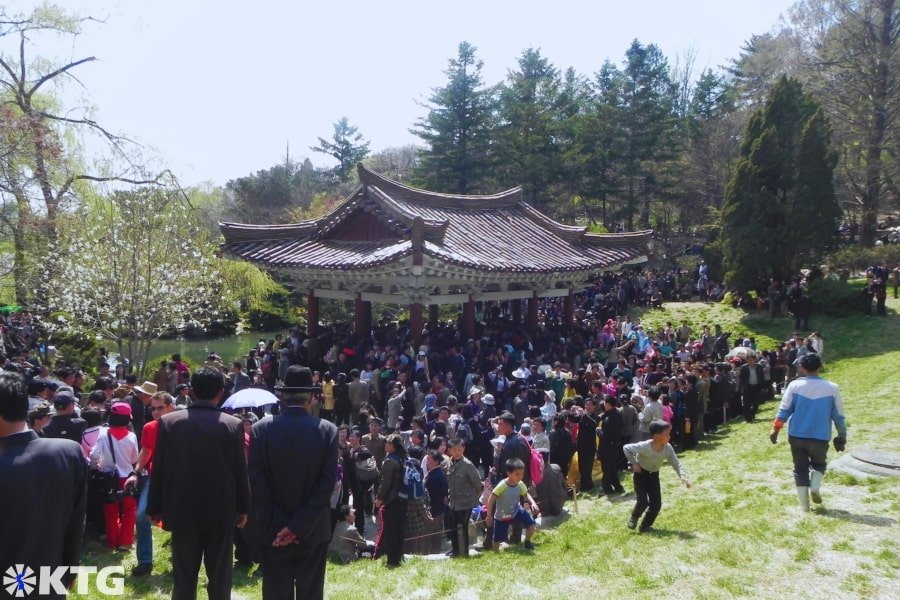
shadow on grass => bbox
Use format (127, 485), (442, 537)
(815, 508), (896, 527)
(637, 527), (697, 540)
(537, 511), (571, 529)
(81, 536), (176, 598)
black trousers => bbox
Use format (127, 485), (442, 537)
(789, 437), (829, 486)
(379, 499), (407, 566)
(599, 451), (623, 492)
(742, 385), (761, 422)
(631, 470), (662, 529)
(260, 541), (328, 600)
(170, 527), (234, 600)
(447, 508), (472, 556)
(577, 447), (595, 491)
(352, 482), (373, 535)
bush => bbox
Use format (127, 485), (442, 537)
(826, 245), (900, 274)
(807, 278), (862, 316)
(245, 301), (296, 331)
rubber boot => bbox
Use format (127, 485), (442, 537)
(810, 471), (824, 504)
(796, 486), (810, 512)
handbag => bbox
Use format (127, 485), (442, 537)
(355, 455), (379, 483)
(89, 433), (121, 504)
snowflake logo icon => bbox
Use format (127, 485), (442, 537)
(3, 564), (35, 597)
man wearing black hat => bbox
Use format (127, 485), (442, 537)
(148, 367), (249, 600)
(41, 389), (87, 444)
(248, 366), (338, 600)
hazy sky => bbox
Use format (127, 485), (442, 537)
(8, 0), (794, 187)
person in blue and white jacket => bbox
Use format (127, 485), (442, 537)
(769, 353), (846, 511)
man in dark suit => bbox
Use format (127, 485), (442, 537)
(598, 395), (625, 494)
(0, 372), (86, 598)
(148, 368), (249, 600)
(491, 411), (531, 546)
(739, 355), (765, 423)
(248, 366), (337, 600)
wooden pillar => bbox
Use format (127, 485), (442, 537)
(307, 291), (319, 336)
(564, 290), (574, 326)
(355, 296), (372, 337)
(410, 303), (423, 346)
(463, 296), (476, 340)
(526, 293), (539, 333)
(428, 304), (439, 324)
(511, 299), (522, 324)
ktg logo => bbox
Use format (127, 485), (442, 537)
(3, 564), (124, 597)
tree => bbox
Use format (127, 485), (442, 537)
(720, 76), (839, 292)
(494, 48), (567, 209)
(412, 41), (495, 194)
(224, 153), (324, 224)
(44, 184), (222, 375)
(0, 5), (158, 305)
(616, 40), (677, 229)
(790, 0), (900, 246)
(311, 117), (370, 183)
(364, 145), (421, 182)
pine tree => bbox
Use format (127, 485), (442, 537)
(411, 42), (494, 194)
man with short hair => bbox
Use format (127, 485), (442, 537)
(148, 368), (249, 600)
(770, 354), (846, 511)
(41, 389), (87, 444)
(0, 372), (87, 596)
(249, 366), (337, 600)
(739, 355), (765, 423)
(127, 392), (175, 577)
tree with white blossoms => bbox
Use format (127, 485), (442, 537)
(44, 184), (221, 375)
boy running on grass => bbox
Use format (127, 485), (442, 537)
(624, 420), (690, 533)
(485, 458), (539, 550)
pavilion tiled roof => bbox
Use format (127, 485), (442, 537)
(220, 164), (650, 274)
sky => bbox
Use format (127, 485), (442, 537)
(7, 0), (795, 188)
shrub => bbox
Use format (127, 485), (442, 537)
(807, 278), (861, 316)
(826, 245), (900, 274)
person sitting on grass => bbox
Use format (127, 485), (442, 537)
(623, 420), (690, 533)
(484, 457), (539, 551)
(328, 507), (374, 564)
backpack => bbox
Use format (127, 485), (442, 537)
(523, 436), (544, 486)
(397, 457), (425, 501)
(457, 421), (473, 444)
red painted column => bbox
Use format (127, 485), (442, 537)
(527, 293), (539, 333)
(355, 295), (372, 337)
(564, 290), (574, 327)
(511, 299), (522, 324)
(410, 303), (423, 345)
(307, 291), (319, 336)
(463, 296), (476, 340)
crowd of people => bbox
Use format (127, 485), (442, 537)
(0, 263), (862, 599)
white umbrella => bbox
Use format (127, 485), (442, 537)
(537, 364), (553, 376)
(222, 387), (278, 410)
(725, 346), (757, 360)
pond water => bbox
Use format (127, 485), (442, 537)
(107, 330), (284, 370)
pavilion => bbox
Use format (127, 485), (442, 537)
(220, 164), (651, 341)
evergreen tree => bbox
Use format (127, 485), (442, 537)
(411, 41), (495, 194)
(494, 48), (566, 209)
(311, 117), (371, 183)
(720, 76), (839, 292)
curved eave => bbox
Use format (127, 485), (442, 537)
(583, 229), (654, 248)
(219, 221), (319, 243)
(357, 163), (522, 209)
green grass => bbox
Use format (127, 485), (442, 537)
(71, 299), (900, 599)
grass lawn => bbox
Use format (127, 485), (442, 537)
(74, 300), (900, 599)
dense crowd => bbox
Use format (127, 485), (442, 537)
(0, 264), (861, 599)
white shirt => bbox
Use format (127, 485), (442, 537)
(89, 427), (139, 478)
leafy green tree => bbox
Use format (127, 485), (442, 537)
(412, 41), (495, 194)
(311, 117), (370, 182)
(224, 155), (324, 224)
(720, 76), (839, 292)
